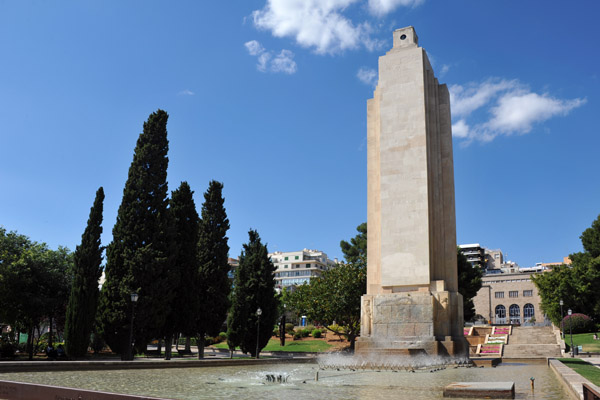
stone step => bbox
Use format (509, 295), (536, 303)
(502, 344), (562, 358)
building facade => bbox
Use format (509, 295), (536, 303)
(484, 248), (503, 270)
(269, 249), (337, 291)
(473, 272), (546, 325)
(459, 243), (485, 269)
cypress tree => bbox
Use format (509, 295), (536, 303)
(196, 181), (231, 358)
(227, 230), (277, 358)
(98, 110), (175, 357)
(163, 181), (199, 359)
(64, 187), (105, 358)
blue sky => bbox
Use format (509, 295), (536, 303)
(1, 1), (598, 268)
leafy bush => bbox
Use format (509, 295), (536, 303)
(0, 338), (16, 358)
(204, 336), (215, 346)
(273, 327), (279, 337)
(563, 313), (596, 334)
(293, 330), (303, 340)
(328, 324), (346, 340)
(217, 332), (227, 341)
(312, 329), (322, 338)
(306, 325), (315, 332)
(285, 323), (294, 333)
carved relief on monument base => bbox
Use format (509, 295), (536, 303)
(356, 291), (468, 357)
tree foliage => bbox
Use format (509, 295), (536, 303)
(197, 181), (231, 355)
(457, 247), (483, 322)
(98, 110), (176, 356)
(533, 213), (600, 326)
(300, 263), (366, 349)
(0, 229), (72, 359)
(65, 187), (105, 358)
(227, 230), (277, 357)
(340, 223), (367, 267)
(163, 181), (200, 358)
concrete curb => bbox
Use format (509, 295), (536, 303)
(0, 357), (315, 373)
(548, 358), (600, 400)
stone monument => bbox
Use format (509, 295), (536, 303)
(356, 27), (467, 356)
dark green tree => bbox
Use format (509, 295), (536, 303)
(534, 213), (600, 325)
(163, 181), (199, 359)
(64, 187), (105, 358)
(227, 230), (277, 358)
(340, 223), (367, 267)
(456, 247), (483, 322)
(98, 110), (176, 358)
(0, 231), (71, 359)
(196, 181), (231, 358)
(581, 214), (600, 258)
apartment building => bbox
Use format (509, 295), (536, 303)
(269, 249), (337, 291)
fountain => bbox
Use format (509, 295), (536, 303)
(0, 361), (571, 399)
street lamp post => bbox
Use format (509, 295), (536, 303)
(256, 308), (262, 359)
(568, 309), (574, 358)
(127, 292), (139, 361)
(280, 304), (286, 347)
(559, 299), (564, 339)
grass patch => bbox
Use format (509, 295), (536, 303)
(212, 338), (332, 353)
(566, 333), (600, 353)
(558, 358), (600, 386)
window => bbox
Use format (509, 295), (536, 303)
(509, 291), (518, 298)
(295, 256), (299, 260)
(495, 292), (504, 299)
(523, 290), (533, 297)
(524, 304), (535, 321)
(284, 257), (288, 261)
(509, 304), (521, 324)
(495, 305), (506, 322)
(306, 263), (311, 268)
(284, 265), (288, 268)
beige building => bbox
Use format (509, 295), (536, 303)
(473, 272), (546, 325)
(484, 248), (503, 270)
(269, 249), (336, 291)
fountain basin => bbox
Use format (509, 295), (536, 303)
(0, 360), (570, 399)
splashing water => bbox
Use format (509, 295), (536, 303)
(317, 353), (472, 372)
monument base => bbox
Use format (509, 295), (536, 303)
(356, 289), (468, 357)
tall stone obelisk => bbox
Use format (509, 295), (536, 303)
(356, 27), (466, 356)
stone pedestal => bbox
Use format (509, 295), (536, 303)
(356, 282), (468, 356)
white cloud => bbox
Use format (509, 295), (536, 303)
(244, 40), (297, 74)
(451, 119), (469, 139)
(178, 89), (195, 96)
(439, 64), (450, 77)
(367, 0), (424, 16)
(486, 92), (586, 134)
(252, 0), (380, 54)
(449, 79), (586, 143)
(271, 50), (297, 74)
(449, 79), (519, 117)
(357, 67), (377, 86)
(257, 52), (272, 72)
(244, 40), (265, 56)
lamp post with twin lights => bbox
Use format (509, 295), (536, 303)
(256, 308), (262, 359)
(126, 292), (139, 361)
